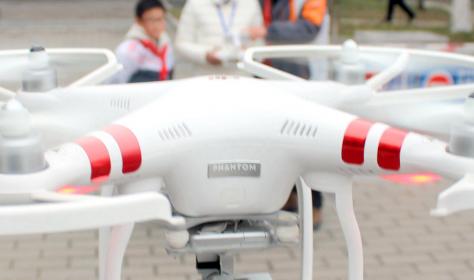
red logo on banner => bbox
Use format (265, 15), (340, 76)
(426, 72), (453, 87)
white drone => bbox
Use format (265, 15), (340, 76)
(0, 40), (474, 280)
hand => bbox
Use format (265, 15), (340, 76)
(246, 26), (267, 40)
(206, 51), (222, 66)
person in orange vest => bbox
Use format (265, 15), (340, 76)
(111, 0), (174, 84)
(248, 0), (330, 80)
(248, 0), (329, 229)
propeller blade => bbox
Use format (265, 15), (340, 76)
(368, 83), (474, 105)
(366, 52), (409, 92)
(0, 48), (115, 89)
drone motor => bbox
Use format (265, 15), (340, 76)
(333, 40), (366, 85)
(21, 46), (57, 92)
(448, 93), (474, 158)
(0, 100), (46, 174)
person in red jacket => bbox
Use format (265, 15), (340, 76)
(110, 0), (174, 84)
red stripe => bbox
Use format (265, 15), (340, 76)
(377, 128), (408, 170)
(76, 137), (111, 181)
(104, 125), (142, 174)
(342, 119), (373, 165)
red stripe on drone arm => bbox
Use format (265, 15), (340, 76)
(377, 128), (408, 171)
(342, 119), (374, 165)
(76, 137), (111, 182)
(104, 125), (142, 174)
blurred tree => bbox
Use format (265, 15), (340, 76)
(418, 0), (425, 10)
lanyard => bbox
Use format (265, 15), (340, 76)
(139, 39), (169, 81)
(216, 0), (237, 39)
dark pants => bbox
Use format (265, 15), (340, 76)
(312, 189), (323, 208)
(386, 0), (416, 21)
(289, 188), (323, 209)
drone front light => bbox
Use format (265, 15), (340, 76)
(57, 186), (75, 194)
(382, 173), (442, 185)
(57, 184), (100, 195)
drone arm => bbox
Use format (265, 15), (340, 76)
(397, 133), (474, 216)
(0, 143), (91, 194)
(0, 121), (165, 194)
(399, 133), (474, 177)
(294, 112), (474, 217)
(337, 125), (474, 216)
(0, 130), (183, 235)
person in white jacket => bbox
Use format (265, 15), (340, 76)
(111, 0), (174, 84)
(175, 0), (263, 77)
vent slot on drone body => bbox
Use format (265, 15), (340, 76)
(110, 97), (131, 111)
(338, 167), (374, 176)
(280, 119), (318, 138)
(158, 123), (192, 141)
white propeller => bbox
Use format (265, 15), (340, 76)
(0, 47), (121, 90)
(241, 40), (411, 108)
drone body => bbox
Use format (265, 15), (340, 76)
(64, 77), (469, 218)
(2, 45), (474, 280)
(6, 77), (454, 216)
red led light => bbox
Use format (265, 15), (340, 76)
(57, 184), (101, 195)
(382, 173), (442, 185)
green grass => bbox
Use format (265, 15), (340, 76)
(333, 0), (474, 42)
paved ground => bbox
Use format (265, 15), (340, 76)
(0, 1), (474, 280)
(1, 177), (473, 280)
